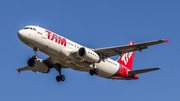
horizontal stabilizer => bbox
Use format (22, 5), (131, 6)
(128, 67), (160, 74)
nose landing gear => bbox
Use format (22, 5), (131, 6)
(33, 48), (39, 56)
(27, 48), (39, 67)
(29, 48), (39, 60)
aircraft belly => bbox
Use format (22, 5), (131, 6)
(63, 59), (91, 71)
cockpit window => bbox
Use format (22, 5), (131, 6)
(24, 27), (36, 31)
(24, 27), (29, 29)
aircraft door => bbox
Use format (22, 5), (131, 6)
(42, 30), (46, 39)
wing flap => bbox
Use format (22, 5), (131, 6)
(128, 67), (161, 74)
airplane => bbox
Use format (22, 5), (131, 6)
(17, 25), (168, 82)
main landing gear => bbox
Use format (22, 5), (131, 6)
(89, 63), (99, 76)
(55, 65), (65, 82)
(56, 70), (65, 82)
(90, 68), (99, 75)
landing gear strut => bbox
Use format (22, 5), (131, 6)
(33, 48), (39, 55)
(55, 65), (65, 82)
(27, 48), (39, 67)
(32, 48), (39, 59)
(89, 63), (99, 76)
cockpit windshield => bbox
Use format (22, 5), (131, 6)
(24, 27), (36, 31)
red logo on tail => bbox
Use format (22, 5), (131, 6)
(117, 42), (135, 70)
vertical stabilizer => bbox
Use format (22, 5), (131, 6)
(117, 42), (135, 70)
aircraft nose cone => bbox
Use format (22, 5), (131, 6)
(17, 30), (25, 40)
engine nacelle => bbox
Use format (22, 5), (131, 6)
(27, 58), (50, 73)
(78, 47), (100, 63)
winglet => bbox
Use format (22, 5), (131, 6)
(17, 70), (21, 74)
(165, 39), (169, 44)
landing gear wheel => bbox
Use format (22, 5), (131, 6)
(90, 63), (99, 75)
(89, 68), (99, 76)
(56, 76), (61, 82)
(90, 69), (95, 75)
(60, 75), (65, 81)
(94, 68), (99, 75)
(56, 75), (65, 82)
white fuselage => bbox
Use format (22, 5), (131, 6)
(17, 25), (120, 78)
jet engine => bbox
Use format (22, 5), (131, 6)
(78, 47), (100, 63)
(27, 58), (50, 73)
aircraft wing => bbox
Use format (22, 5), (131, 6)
(17, 66), (32, 73)
(16, 57), (64, 73)
(94, 39), (168, 58)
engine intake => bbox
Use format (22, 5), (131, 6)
(78, 47), (100, 63)
(78, 48), (86, 57)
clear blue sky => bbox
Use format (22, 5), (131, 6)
(0, 0), (179, 101)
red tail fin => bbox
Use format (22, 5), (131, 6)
(117, 41), (135, 70)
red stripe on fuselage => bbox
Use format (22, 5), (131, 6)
(108, 64), (138, 80)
